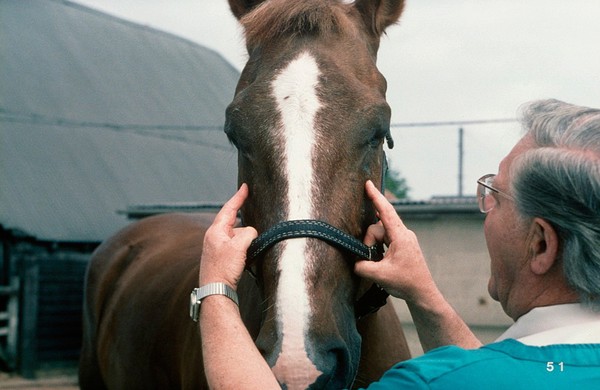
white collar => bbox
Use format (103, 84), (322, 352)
(495, 303), (600, 346)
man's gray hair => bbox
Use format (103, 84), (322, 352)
(511, 99), (600, 309)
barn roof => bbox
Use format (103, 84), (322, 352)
(0, 0), (240, 242)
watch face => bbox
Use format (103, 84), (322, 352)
(190, 289), (199, 321)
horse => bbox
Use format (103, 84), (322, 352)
(79, 0), (411, 388)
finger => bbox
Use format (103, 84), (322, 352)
(354, 258), (380, 281)
(365, 180), (406, 232)
(363, 222), (385, 247)
(232, 226), (258, 249)
(213, 183), (249, 229)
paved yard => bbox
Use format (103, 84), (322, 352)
(0, 365), (78, 389)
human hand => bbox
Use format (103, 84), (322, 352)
(199, 184), (258, 290)
(355, 181), (438, 306)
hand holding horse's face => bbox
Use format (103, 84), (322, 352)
(199, 184), (258, 289)
(355, 180), (437, 305)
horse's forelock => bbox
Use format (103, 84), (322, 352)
(241, 0), (355, 48)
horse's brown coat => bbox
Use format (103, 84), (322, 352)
(80, 1), (411, 388)
(80, 213), (409, 389)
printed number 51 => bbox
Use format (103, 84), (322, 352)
(546, 362), (564, 372)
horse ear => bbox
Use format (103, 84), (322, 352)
(354, 0), (405, 36)
(227, 0), (266, 20)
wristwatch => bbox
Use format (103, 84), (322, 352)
(189, 282), (239, 322)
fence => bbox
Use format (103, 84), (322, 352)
(0, 249), (89, 378)
(0, 277), (19, 371)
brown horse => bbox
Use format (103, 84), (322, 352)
(79, 0), (410, 388)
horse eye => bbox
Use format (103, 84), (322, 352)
(224, 126), (240, 149)
(368, 126), (388, 147)
(224, 122), (254, 160)
(224, 114), (244, 150)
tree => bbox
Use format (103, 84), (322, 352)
(384, 164), (410, 200)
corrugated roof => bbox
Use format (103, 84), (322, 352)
(0, 0), (240, 242)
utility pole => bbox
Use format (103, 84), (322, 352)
(458, 127), (464, 197)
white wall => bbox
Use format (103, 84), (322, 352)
(390, 210), (512, 356)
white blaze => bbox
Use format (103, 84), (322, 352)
(270, 52), (323, 389)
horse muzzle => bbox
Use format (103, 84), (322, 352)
(256, 310), (362, 390)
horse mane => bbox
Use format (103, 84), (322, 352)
(241, 0), (356, 48)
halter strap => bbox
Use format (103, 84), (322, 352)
(247, 219), (382, 262)
(246, 219), (390, 320)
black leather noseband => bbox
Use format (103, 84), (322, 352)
(247, 220), (382, 262)
(246, 219), (389, 320)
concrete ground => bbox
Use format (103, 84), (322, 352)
(0, 364), (78, 389)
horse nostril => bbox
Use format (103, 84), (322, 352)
(255, 338), (278, 368)
(332, 347), (355, 387)
(310, 346), (355, 389)
(331, 347), (350, 374)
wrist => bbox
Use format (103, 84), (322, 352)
(198, 267), (240, 291)
(190, 282), (239, 322)
(406, 284), (447, 315)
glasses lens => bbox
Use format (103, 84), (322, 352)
(477, 175), (496, 213)
(477, 183), (487, 213)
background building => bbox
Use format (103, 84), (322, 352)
(0, 0), (238, 376)
(392, 198), (511, 356)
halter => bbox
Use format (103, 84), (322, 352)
(245, 148), (392, 320)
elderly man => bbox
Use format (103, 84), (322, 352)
(197, 99), (600, 388)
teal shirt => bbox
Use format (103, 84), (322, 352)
(363, 339), (600, 389)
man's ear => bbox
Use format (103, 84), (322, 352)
(529, 217), (560, 275)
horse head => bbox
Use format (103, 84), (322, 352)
(225, 1), (404, 388)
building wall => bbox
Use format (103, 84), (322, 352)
(390, 211), (512, 356)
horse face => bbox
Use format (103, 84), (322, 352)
(225, 1), (404, 388)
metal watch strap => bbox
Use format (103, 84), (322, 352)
(190, 283), (239, 322)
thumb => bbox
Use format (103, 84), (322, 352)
(232, 226), (258, 250)
(354, 259), (380, 281)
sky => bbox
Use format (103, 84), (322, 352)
(75, 0), (600, 199)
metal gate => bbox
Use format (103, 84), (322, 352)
(0, 277), (19, 371)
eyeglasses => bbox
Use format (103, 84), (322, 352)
(476, 174), (515, 213)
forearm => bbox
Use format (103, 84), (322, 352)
(406, 288), (482, 352)
(356, 182), (483, 352)
(200, 296), (279, 390)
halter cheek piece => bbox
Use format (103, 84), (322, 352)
(245, 147), (392, 320)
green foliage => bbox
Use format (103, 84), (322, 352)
(384, 165), (410, 200)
